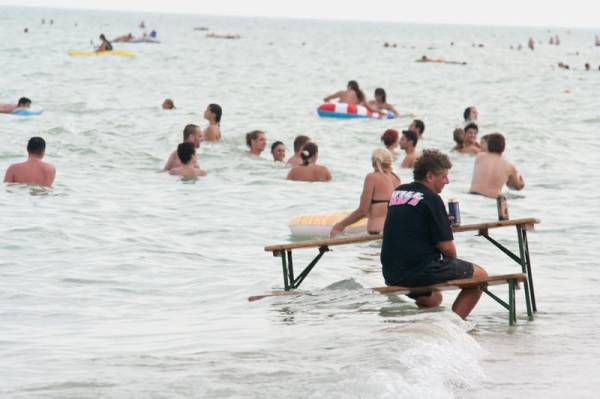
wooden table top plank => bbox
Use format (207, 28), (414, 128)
(265, 218), (540, 252)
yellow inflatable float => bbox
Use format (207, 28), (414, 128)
(289, 212), (367, 237)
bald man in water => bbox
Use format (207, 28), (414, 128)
(4, 137), (56, 187)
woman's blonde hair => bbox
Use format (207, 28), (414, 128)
(372, 148), (393, 173)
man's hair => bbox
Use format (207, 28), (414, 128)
(402, 130), (418, 147)
(176, 142), (196, 164)
(411, 119), (425, 135)
(18, 97), (31, 107)
(487, 133), (506, 154)
(246, 130), (264, 147)
(293, 135), (311, 152)
(183, 124), (199, 141)
(413, 149), (452, 181)
(27, 137), (46, 155)
(464, 122), (479, 132)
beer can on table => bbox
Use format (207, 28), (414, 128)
(448, 199), (461, 226)
(497, 195), (509, 220)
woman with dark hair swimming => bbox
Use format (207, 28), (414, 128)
(323, 81), (378, 112)
(286, 142), (332, 182)
(330, 148), (400, 237)
(204, 104), (222, 141)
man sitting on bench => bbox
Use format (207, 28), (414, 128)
(380, 149), (488, 319)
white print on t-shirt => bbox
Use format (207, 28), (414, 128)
(389, 190), (424, 206)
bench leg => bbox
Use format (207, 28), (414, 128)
(517, 227), (535, 320)
(481, 279), (521, 326)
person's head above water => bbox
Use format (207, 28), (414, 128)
(162, 99), (175, 110)
(293, 135), (311, 153)
(300, 142), (318, 165)
(17, 97), (31, 108)
(463, 106), (478, 121)
(381, 129), (398, 147)
(270, 141), (286, 162)
(27, 136), (46, 156)
(206, 103), (222, 125)
(176, 142), (196, 165)
(372, 148), (393, 173)
(486, 133), (506, 154)
(374, 88), (387, 103)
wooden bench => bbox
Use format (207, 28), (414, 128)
(260, 218), (540, 324)
(249, 273), (528, 325)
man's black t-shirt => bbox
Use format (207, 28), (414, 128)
(381, 181), (453, 285)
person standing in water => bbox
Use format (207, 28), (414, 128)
(330, 148), (400, 237)
(286, 143), (332, 182)
(246, 130), (267, 158)
(4, 137), (56, 187)
(203, 103), (222, 141)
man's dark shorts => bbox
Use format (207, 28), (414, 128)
(392, 258), (474, 299)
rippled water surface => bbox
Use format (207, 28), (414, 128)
(1, 6), (600, 398)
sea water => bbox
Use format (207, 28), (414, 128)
(1, 6), (600, 398)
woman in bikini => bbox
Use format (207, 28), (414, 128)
(330, 148), (400, 237)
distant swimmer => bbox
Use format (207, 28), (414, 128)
(246, 130), (267, 158)
(330, 148), (400, 237)
(163, 124), (203, 171)
(4, 137), (56, 187)
(169, 142), (207, 178)
(139, 21), (146, 29)
(271, 141), (286, 162)
(203, 103), (222, 142)
(0, 97), (31, 114)
(323, 80), (379, 112)
(399, 130), (419, 168)
(463, 106), (478, 122)
(596, 35), (600, 46)
(416, 55), (466, 65)
(96, 34), (113, 52)
(286, 143), (332, 182)
(558, 62), (570, 70)
(528, 37), (535, 51)
(286, 135), (311, 167)
(113, 33), (133, 42)
(368, 88), (399, 116)
(408, 119), (425, 140)
(469, 133), (524, 198)
(162, 98), (175, 110)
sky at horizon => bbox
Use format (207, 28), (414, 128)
(1, 0), (598, 29)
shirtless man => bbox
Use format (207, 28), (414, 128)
(169, 142), (207, 177)
(0, 97), (31, 114)
(286, 135), (311, 167)
(323, 80), (378, 112)
(4, 137), (56, 187)
(408, 119), (425, 140)
(469, 133), (525, 198)
(163, 124), (203, 171)
(399, 130), (419, 168)
(457, 123), (481, 154)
